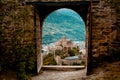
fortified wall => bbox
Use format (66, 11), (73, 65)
(91, 0), (120, 67)
(0, 0), (120, 73)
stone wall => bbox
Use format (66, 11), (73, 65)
(31, 0), (120, 69)
(91, 0), (120, 66)
(92, 1), (116, 56)
(0, 0), (119, 73)
(32, 0), (119, 66)
(0, 0), (34, 50)
(0, 0), (37, 74)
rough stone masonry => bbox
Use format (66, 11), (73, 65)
(0, 0), (120, 73)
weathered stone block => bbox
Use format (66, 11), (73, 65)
(92, 34), (106, 40)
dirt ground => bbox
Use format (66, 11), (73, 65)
(32, 61), (120, 80)
(0, 61), (120, 80)
(32, 69), (86, 80)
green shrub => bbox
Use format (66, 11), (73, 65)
(73, 62), (80, 65)
(17, 73), (31, 80)
(43, 53), (57, 65)
(0, 1), (36, 79)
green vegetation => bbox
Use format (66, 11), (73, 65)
(81, 61), (86, 65)
(0, 1), (36, 80)
(72, 62), (81, 65)
(68, 49), (75, 56)
(43, 53), (57, 65)
(68, 47), (80, 56)
(43, 47), (81, 65)
(55, 50), (66, 59)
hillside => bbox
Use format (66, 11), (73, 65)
(42, 8), (86, 44)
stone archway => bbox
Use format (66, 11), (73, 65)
(42, 8), (86, 66)
(26, 1), (95, 75)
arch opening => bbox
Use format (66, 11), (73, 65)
(41, 8), (87, 68)
(32, 1), (92, 74)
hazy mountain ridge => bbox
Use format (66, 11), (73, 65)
(45, 12), (83, 24)
(42, 9), (86, 44)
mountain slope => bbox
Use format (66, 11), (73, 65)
(42, 9), (86, 44)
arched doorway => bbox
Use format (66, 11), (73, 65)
(42, 8), (86, 67)
(26, 1), (92, 75)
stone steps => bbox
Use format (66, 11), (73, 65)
(42, 65), (85, 70)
